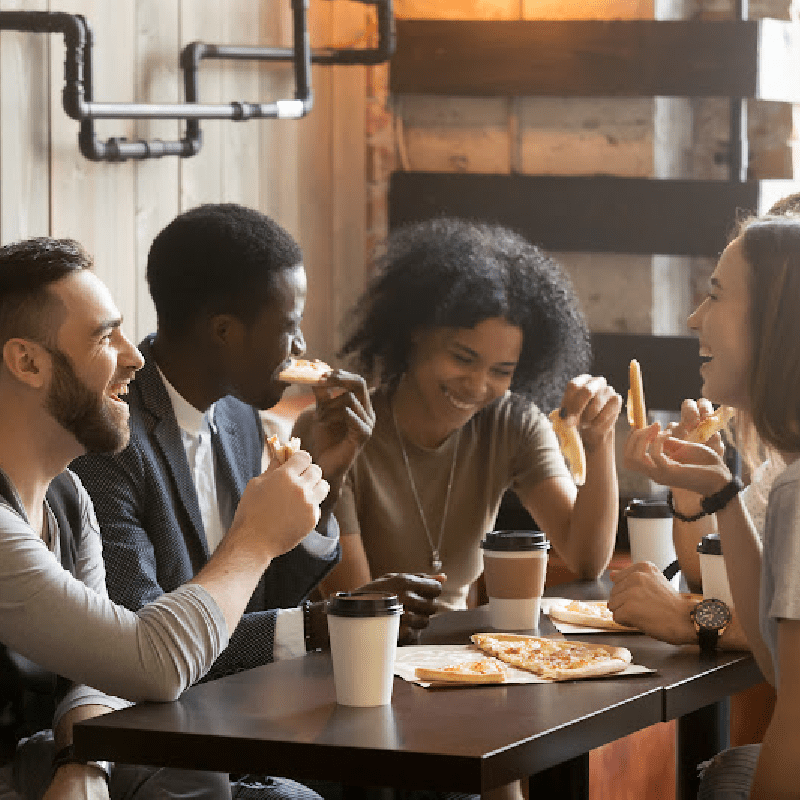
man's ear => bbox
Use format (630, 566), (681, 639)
(2, 339), (49, 389)
(209, 314), (244, 349)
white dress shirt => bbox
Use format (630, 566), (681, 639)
(158, 369), (306, 659)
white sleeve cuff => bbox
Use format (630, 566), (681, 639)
(53, 686), (131, 731)
(273, 607), (306, 661)
(301, 514), (340, 559)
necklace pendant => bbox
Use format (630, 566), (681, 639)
(431, 551), (443, 573)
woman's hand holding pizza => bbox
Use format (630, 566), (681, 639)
(557, 374), (622, 453)
(624, 422), (732, 499)
(669, 398), (726, 454)
(660, 398), (726, 510)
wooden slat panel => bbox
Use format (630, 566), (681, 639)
(221, 0), (262, 208)
(297, 0), (335, 364)
(330, 3), (367, 357)
(49, 0), (138, 327)
(259, 0), (300, 238)
(0, 0), (49, 243)
(0, 1), (365, 360)
(133, 0), (180, 342)
(391, 20), (800, 102)
(389, 172), (800, 257)
(179, 1), (223, 209)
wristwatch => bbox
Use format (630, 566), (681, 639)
(52, 743), (112, 783)
(690, 598), (732, 654)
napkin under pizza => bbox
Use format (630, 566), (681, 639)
(395, 642), (652, 687)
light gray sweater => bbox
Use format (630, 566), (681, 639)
(0, 470), (228, 728)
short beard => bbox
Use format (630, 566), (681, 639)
(45, 348), (129, 454)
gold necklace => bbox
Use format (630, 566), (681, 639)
(391, 400), (460, 574)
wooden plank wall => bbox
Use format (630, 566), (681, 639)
(0, 0), (369, 364)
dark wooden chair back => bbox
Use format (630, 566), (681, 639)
(591, 332), (703, 415)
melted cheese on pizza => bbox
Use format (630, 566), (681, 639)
(415, 657), (507, 683)
(566, 600), (613, 621)
(471, 633), (631, 681)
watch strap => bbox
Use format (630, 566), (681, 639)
(697, 627), (720, 654)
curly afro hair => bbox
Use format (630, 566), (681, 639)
(340, 217), (590, 412)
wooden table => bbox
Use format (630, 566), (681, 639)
(74, 579), (762, 799)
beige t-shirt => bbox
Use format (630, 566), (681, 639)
(332, 388), (570, 610)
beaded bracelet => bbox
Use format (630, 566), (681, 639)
(666, 490), (708, 523)
(667, 476), (744, 523)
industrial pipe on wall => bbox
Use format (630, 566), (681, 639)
(0, 0), (394, 162)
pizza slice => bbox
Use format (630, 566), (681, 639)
(278, 358), (332, 385)
(414, 657), (507, 684)
(547, 599), (636, 632)
(548, 409), (586, 486)
(470, 632), (632, 681)
(266, 434), (301, 465)
(686, 406), (734, 444)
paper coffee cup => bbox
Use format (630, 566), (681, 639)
(698, 534), (734, 609)
(481, 530), (550, 630)
(625, 499), (677, 574)
(326, 592), (402, 707)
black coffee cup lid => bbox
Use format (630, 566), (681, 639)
(697, 533), (723, 555)
(624, 498), (671, 519)
(326, 591), (403, 617)
(481, 530), (550, 552)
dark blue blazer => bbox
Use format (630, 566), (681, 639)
(72, 335), (339, 680)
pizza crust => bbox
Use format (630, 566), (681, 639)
(548, 600), (636, 632)
(266, 434), (301, 465)
(414, 658), (507, 684)
(627, 359), (647, 430)
(470, 632), (632, 681)
(278, 358), (332, 385)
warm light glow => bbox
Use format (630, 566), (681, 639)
(394, 0), (653, 20)
(522, 0), (653, 19)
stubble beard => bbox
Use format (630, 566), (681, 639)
(45, 348), (130, 454)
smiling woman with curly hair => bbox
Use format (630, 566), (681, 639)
(342, 217), (592, 412)
(297, 217), (623, 614)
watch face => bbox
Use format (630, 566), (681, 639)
(694, 598), (732, 630)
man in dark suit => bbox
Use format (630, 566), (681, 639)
(72, 204), (442, 797)
(72, 203), (380, 670)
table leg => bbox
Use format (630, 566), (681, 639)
(675, 698), (730, 800)
(528, 753), (589, 799)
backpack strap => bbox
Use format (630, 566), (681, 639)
(46, 472), (80, 575)
(0, 468), (80, 578)
(0, 470), (83, 750)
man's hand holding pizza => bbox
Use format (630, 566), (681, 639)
(608, 562), (699, 645)
(609, 561), (750, 650)
(288, 365), (375, 511)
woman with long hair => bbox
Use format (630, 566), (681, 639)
(622, 213), (800, 799)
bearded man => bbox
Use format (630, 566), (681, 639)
(0, 237), (328, 800)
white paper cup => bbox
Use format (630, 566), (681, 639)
(326, 592), (402, 707)
(698, 534), (734, 609)
(625, 499), (676, 572)
(481, 531), (550, 631)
